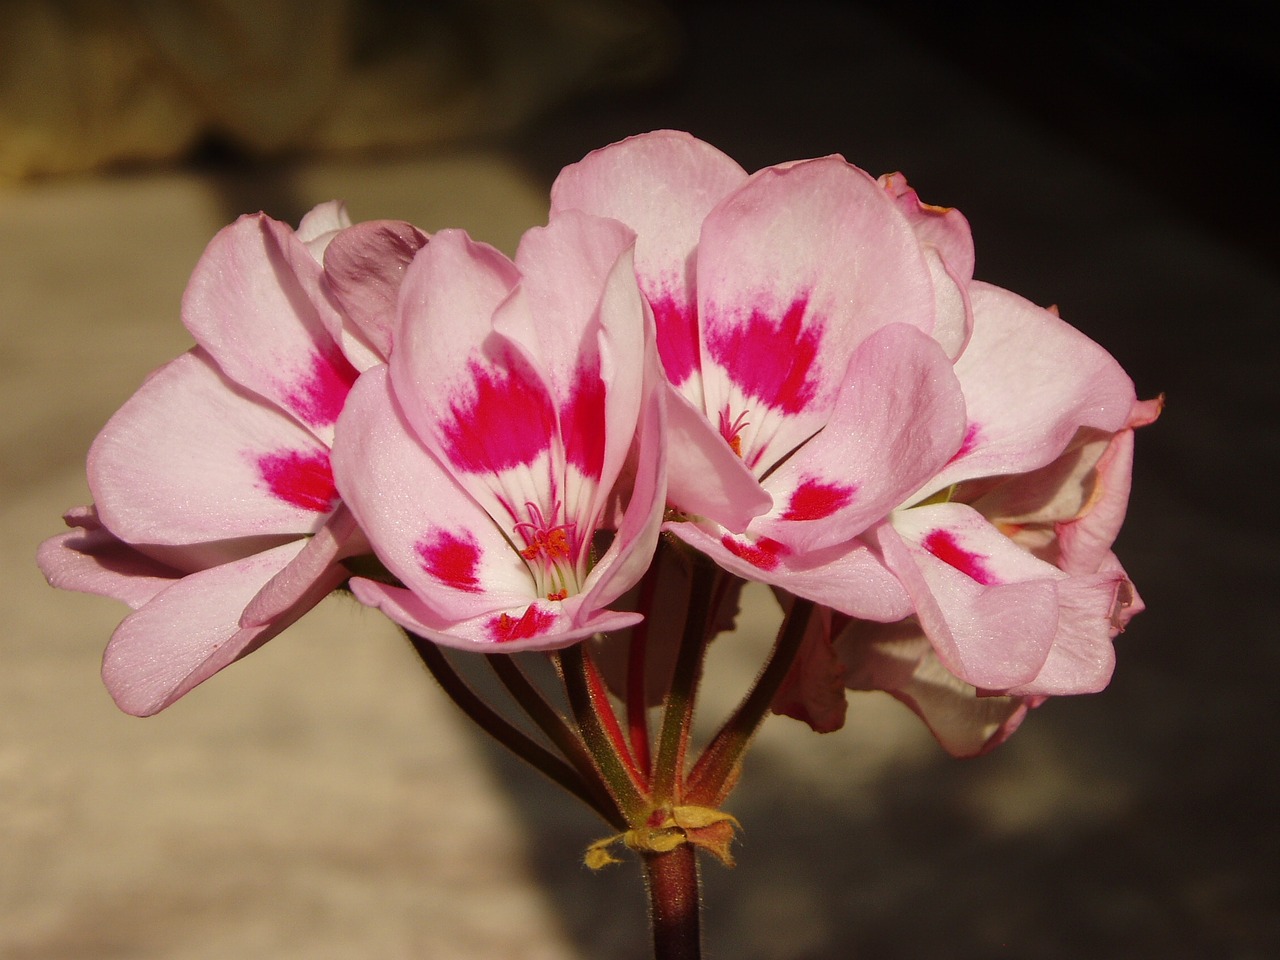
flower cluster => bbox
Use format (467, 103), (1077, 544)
(40, 131), (1156, 758)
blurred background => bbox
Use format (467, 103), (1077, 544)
(3, 1), (1277, 957)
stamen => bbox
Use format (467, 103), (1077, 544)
(718, 407), (751, 459)
(512, 499), (580, 600)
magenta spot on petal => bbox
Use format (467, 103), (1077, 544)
(442, 351), (556, 473)
(650, 293), (700, 386)
(285, 348), (359, 427)
(947, 422), (981, 464)
(922, 529), (999, 585)
(488, 604), (557, 642)
(705, 297), (822, 413)
(416, 529), (483, 593)
(561, 359), (606, 480)
(258, 449), (338, 512)
(782, 478), (857, 521)
(720, 534), (788, 571)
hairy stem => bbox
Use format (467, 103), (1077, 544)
(652, 552), (719, 803)
(403, 630), (619, 827)
(558, 645), (649, 821)
(644, 844), (702, 960)
(685, 596), (815, 806)
(486, 653), (623, 826)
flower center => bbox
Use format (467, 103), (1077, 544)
(513, 500), (580, 601)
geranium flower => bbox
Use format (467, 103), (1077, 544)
(331, 211), (668, 650)
(550, 130), (970, 621)
(868, 286), (1156, 695)
(778, 347), (1160, 755)
(37, 203), (424, 715)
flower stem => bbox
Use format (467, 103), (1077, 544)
(485, 653), (623, 826)
(403, 629), (622, 828)
(652, 552), (719, 803)
(685, 596), (815, 806)
(558, 645), (649, 821)
(644, 844), (702, 960)
(626, 564), (661, 777)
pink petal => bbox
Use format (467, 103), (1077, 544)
(1004, 571), (1129, 697)
(966, 431), (1112, 530)
(37, 510), (181, 609)
(919, 244), (973, 360)
(930, 281), (1137, 489)
(876, 505), (1061, 689)
(332, 367), (535, 621)
(511, 212), (647, 527)
(349, 579), (641, 653)
(1055, 412), (1153, 575)
(754, 323), (967, 552)
(182, 212), (358, 443)
(102, 539), (344, 716)
(695, 156), (937, 472)
(575, 338), (667, 614)
(664, 384), (772, 533)
(879, 174), (976, 360)
(549, 130), (748, 394)
(667, 522), (913, 623)
(322, 218), (430, 364)
(88, 350), (340, 545)
(239, 503), (366, 628)
(837, 618), (1035, 758)
(878, 173), (975, 282)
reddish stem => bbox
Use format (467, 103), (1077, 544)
(583, 650), (648, 789)
(644, 845), (702, 960)
(626, 567), (660, 776)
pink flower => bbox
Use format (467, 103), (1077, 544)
(331, 211), (668, 650)
(550, 131), (970, 620)
(552, 132), (1155, 750)
(775, 388), (1157, 758)
(869, 287), (1155, 696)
(36, 203), (421, 715)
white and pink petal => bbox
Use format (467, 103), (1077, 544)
(332, 367), (535, 622)
(931, 282), (1137, 489)
(549, 130), (748, 395)
(182, 212), (358, 443)
(89, 349), (340, 546)
(695, 156), (938, 471)
(875, 504), (1062, 690)
(102, 539), (343, 716)
(754, 323), (967, 552)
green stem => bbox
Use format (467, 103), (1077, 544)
(626, 563), (661, 778)
(485, 653), (624, 827)
(403, 630), (618, 826)
(644, 844), (702, 960)
(651, 552), (719, 803)
(685, 596), (816, 806)
(557, 645), (649, 821)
